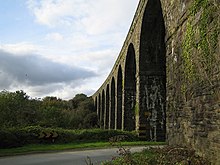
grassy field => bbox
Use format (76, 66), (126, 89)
(0, 141), (166, 157)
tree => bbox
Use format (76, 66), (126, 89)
(83, 112), (98, 128)
(68, 93), (87, 109)
(0, 90), (97, 129)
(0, 90), (37, 127)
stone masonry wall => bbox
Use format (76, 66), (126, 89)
(92, 0), (219, 163)
(161, 0), (220, 164)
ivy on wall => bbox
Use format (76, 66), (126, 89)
(181, 0), (219, 96)
(182, 22), (195, 82)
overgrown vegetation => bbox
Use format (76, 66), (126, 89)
(102, 135), (210, 165)
(0, 126), (138, 149)
(181, 0), (220, 98)
(0, 90), (97, 129)
(103, 146), (211, 165)
(0, 90), (104, 148)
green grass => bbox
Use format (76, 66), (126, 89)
(0, 141), (166, 157)
(103, 149), (157, 165)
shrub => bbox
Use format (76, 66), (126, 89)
(0, 126), (138, 148)
(103, 146), (211, 165)
(0, 129), (20, 148)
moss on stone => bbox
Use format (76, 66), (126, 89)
(182, 0), (219, 86)
(182, 22), (195, 82)
(191, 0), (209, 15)
(122, 79), (124, 89)
(135, 102), (139, 116)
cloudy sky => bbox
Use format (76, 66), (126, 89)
(0, 0), (139, 99)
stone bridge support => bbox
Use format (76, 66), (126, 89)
(92, 0), (166, 141)
(92, 0), (220, 163)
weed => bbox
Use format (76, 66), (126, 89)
(109, 135), (134, 164)
(85, 156), (93, 165)
(103, 145), (211, 165)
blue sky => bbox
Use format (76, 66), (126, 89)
(0, 0), (138, 99)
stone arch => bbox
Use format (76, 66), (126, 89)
(101, 89), (105, 129)
(116, 65), (123, 130)
(106, 84), (110, 129)
(140, 0), (165, 68)
(110, 77), (115, 129)
(139, 0), (166, 141)
(124, 43), (136, 131)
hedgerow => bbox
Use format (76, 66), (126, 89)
(0, 126), (138, 149)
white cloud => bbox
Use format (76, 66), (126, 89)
(27, 0), (138, 35)
(80, 0), (138, 35)
(0, 0), (139, 99)
(27, 0), (88, 27)
(26, 0), (138, 68)
(0, 42), (39, 55)
(45, 32), (63, 41)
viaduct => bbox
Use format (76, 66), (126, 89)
(92, 0), (166, 141)
(92, 0), (220, 163)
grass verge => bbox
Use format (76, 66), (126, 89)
(103, 146), (211, 165)
(0, 141), (166, 157)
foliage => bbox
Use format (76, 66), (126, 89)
(0, 90), (97, 129)
(0, 90), (40, 127)
(180, 0), (220, 100)
(104, 146), (211, 165)
(182, 22), (195, 82)
(0, 126), (138, 149)
(149, 147), (211, 165)
(83, 112), (98, 128)
(68, 93), (88, 109)
(109, 135), (134, 164)
(0, 129), (19, 148)
(102, 135), (210, 164)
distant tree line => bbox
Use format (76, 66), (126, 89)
(0, 90), (98, 129)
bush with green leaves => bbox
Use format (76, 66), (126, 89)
(0, 90), (98, 129)
(0, 126), (138, 149)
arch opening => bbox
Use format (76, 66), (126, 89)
(139, 0), (166, 141)
(124, 44), (136, 131)
(116, 66), (123, 130)
(110, 77), (115, 129)
(95, 97), (98, 116)
(101, 90), (105, 129)
(106, 85), (110, 129)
